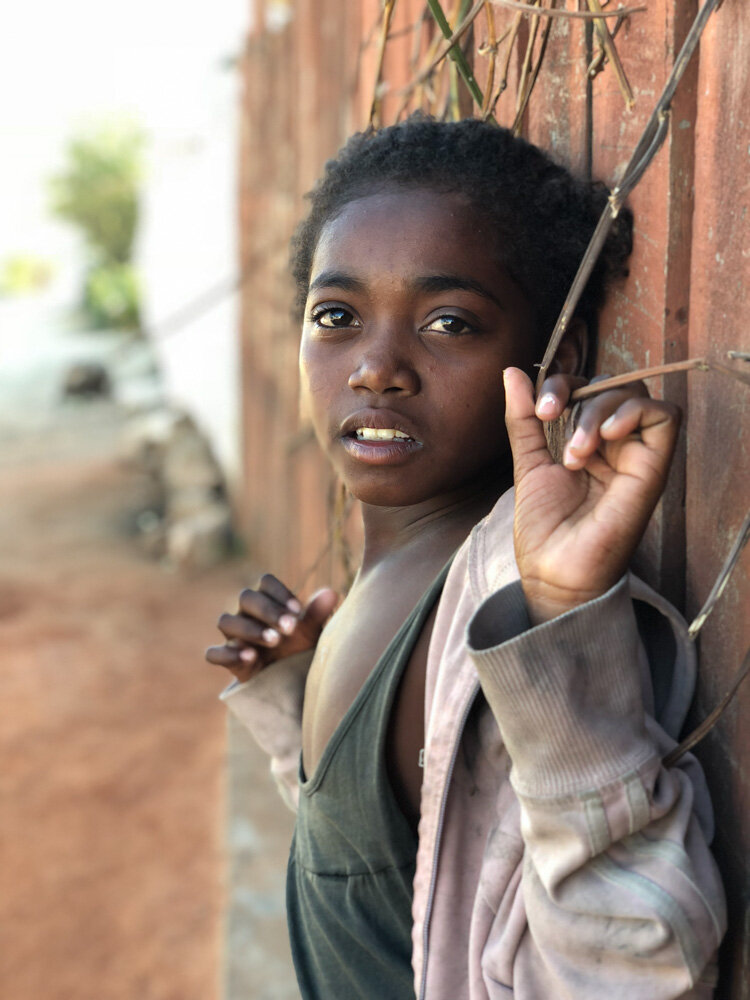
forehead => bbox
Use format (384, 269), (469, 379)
(310, 188), (505, 287)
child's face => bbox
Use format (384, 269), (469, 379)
(299, 187), (538, 508)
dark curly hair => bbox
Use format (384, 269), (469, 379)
(290, 115), (632, 357)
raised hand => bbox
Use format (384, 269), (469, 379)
(503, 367), (681, 625)
(205, 574), (338, 683)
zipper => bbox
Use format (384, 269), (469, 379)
(418, 681), (480, 1000)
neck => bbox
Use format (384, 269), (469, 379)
(358, 468), (512, 573)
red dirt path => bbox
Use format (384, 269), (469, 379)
(0, 406), (264, 1000)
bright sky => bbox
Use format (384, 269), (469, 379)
(0, 0), (248, 258)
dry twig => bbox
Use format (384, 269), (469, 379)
(568, 357), (750, 400)
(513, 1), (541, 133)
(535, 0), (722, 394)
(512, 1), (553, 135)
(490, 0), (646, 17)
(489, 11), (523, 116)
(688, 511), (750, 641)
(415, 0), (486, 106)
(585, 0), (634, 108)
(369, 0), (398, 127)
(480, 2), (499, 117)
(663, 648), (750, 766)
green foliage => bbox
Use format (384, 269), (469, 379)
(49, 121), (144, 329)
(50, 121), (144, 265)
(0, 255), (55, 295)
(83, 262), (141, 330)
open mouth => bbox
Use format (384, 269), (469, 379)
(351, 427), (415, 443)
(342, 426), (422, 464)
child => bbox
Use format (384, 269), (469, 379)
(206, 117), (726, 998)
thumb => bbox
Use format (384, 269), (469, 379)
(300, 588), (338, 637)
(503, 367), (553, 481)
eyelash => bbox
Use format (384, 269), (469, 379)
(422, 315), (475, 337)
(310, 306), (357, 329)
(310, 306), (476, 337)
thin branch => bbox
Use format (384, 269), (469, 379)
(567, 356), (750, 401)
(480, 2), (499, 118)
(369, 0), (398, 128)
(395, 16), (446, 117)
(663, 647), (750, 766)
(688, 511), (750, 640)
(513, 2), (541, 134)
(512, 1), (554, 136)
(487, 11), (523, 117)
(427, 0), (485, 107)
(587, 8), (626, 77)
(585, 0), (634, 108)
(400, 0), (486, 101)
(535, 0), (722, 393)
(489, 0), (647, 18)
(569, 358), (710, 400)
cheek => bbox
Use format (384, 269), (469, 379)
(445, 371), (508, 435)
(299, 339), (328, 398)
(299, 340), (347, 435)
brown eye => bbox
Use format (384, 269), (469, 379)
(314, 307), (357, 328)
(424, 315), (474, 336)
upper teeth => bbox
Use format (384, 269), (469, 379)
(355, 427), (410, 441)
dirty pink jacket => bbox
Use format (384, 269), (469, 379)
(221, 489), (726, 999)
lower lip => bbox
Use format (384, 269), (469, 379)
(341, 436), (423, 465)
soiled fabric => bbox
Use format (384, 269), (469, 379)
(287, 562), (452, 1000)
(222, 488), (726, 999)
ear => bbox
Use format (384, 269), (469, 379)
(548, 316), (588, 377)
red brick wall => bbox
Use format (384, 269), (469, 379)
(238, 4), (749, 992)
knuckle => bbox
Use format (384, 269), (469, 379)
(259, 572), (277, 589)
(217, 612), (233, 630)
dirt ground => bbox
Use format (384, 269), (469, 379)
(0, 402), (295, 1000)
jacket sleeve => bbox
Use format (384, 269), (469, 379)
(466, 576), (726, 999)
(220, 649), (313, 811)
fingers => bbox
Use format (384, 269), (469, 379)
(206, 577), (339, 682)
(561, 380), (650, 471)
(600, 396), (681, 466)
(217, 610), (287, 648)
(535, 373), (589, 421)
(566, 393), (680, 475)
(205, 642), (246, 669)
(257, 573), (302, 615)
(237, 587), (299, 639)
(205, 641), (261, 684)
(503, 367), (554, 480)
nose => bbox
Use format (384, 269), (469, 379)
(347, 328), (420, 396)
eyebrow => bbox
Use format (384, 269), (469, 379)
(308, 271), (367, 295)
(307, 270), (505, 309)
(414, 274), (505, 310)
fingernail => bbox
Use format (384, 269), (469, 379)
(568, 427), (586, 451)
(278, 614), (297, 635)
(563, 444), (581, 469)
(286, 598), (302, 614)
(262, 628), (281, 644)
(536, 393), (557, 417)
(601, 414), (616, 431)
(239, 648), (257, 663)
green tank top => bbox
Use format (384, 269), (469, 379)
(286, 561), (452, 999)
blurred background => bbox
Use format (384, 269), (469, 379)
(0, 3), (298, 999)
(1, 1), (747, 998)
